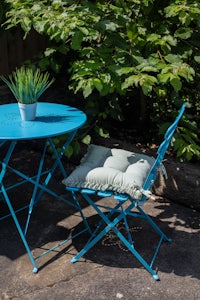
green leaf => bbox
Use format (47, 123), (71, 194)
(194, 56), (200, 63)
(44, 48), (56, 57)
(147, 33), (161, 42)
(137, 66), (158, 73)
(93, 78), (103, 92)
(173, 137), (184, 149)
(122, 75), (139, 90)
(71, 30), (83, 50)
(64, 145), (73, 158)
(82, 134), (91, 145)
(178, 11), (191, 26)
(95, 127), (110, 138)
(116, 67), (135, 76)
(100, 20), (118, 32)
(140, 74), (157, 92)
(165, 54), (182, 64)
(21, 17), (32, 35)
(83, 80), (93, 98)
(155, 87), (167, 97)
(127, 23), (138, 41)
(157, 73), (171, 83)
(170, 77), (182, 92)
(174, 27), (193, 39)
(52, 137), (60, 145)
(34, 20), (49, 34)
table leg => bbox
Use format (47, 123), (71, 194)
(1, 183), (38, 273)
(0, 141), (16, 182)
(24, 140), (48, 235)
(24, 131), (77, 234)
(34, 130), (77, 204)
(0, 133), (89, 273)
(0, 141), (17, 207)
(0, 141), (38, 272)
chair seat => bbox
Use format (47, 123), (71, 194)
(63, 145), (155, 200)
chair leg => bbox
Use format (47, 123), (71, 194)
(71, 194), (161, 280)
(121, 206), (134, 248)
(71, 191), (92, 236)
(72, 209), (159, 280)
(136, 205), (172, 243)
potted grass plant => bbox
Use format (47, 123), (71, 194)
(1, 66), (55, 121)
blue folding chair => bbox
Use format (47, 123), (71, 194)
(63, 104), (185, 280)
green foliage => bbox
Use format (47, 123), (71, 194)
(3, 0), (200, 161)
(1, 66), (55, 104)
(159, 113), (200, 162)
(173, 132), (200, 162)
(52, 134), (81, 158)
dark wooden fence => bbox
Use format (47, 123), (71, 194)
(0, 29), (46, 75)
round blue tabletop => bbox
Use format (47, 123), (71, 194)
(0, 103), (87, 140)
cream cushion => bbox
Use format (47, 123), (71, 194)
(62, 144), (155, 200)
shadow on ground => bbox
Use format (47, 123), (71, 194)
(71, 197), (200, 280)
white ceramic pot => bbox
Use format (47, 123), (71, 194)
(18, 102), (37, 121)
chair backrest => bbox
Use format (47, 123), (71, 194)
(140, 104), (185, 203)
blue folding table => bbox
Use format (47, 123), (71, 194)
(0, 102), (90, 272)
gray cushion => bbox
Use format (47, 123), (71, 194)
(62, 144), (155, 200)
